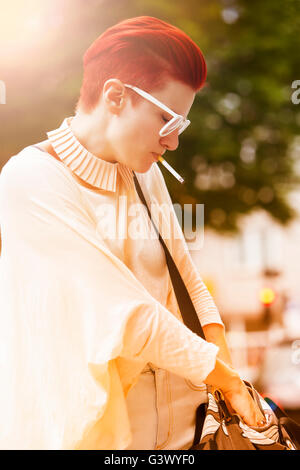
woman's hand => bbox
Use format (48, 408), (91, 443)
(204, 357), (266, 427)
(222, 376), (266, 427)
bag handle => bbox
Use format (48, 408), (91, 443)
(133, 172), (205, 339)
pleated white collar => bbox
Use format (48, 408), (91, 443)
(47, 117), (134, 192)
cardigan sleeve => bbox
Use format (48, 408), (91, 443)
(120, 302), (219, 384)
(139, 163), (224, 328)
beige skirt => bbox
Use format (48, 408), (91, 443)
(125, 364), (208, 450)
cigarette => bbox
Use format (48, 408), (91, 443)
(158, 156), (184, 183)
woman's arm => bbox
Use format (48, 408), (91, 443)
(203, 323), (233, 367)
(121, 306), (265, 427)
(145, 164), (224, 329)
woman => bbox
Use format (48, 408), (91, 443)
(0, 16), (265, 450)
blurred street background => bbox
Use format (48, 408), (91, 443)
(0, 0), (300, 423)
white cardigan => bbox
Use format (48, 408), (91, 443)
(0, 117), (223, 449)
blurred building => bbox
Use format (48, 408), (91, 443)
(189, 193), (300, 406)
(190, 191), (300, 337)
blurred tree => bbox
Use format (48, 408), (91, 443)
(1, 0), (300, 232)
(121, 0), (300, 232)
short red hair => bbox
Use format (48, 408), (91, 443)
(76, 16), (207, 113)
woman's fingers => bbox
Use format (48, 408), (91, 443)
(223, 383), (266, 427)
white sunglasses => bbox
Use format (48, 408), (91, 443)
(124, 84), (191, 137)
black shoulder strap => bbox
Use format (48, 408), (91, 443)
(133, 172), (205, 339)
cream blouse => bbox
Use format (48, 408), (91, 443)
(0, 117), (223, 450)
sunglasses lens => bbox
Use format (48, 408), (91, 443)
(160, 117), (190, 137)
(178, 120), (190, 135)
(160, 117), (182, 136)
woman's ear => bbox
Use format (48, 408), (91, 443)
(102, 79), (126, 114)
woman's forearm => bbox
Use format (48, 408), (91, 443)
(203, 323), (233, 367)
(203, 356), (240, 393)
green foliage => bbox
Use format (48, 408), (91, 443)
(1, 0), (300, 232)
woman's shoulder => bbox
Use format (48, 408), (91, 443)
(2, 144), (63, 176)
(0, 145), (80, 201)
(2, 145), (73, 183)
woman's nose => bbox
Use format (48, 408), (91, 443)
(159, 130), (179, 151)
